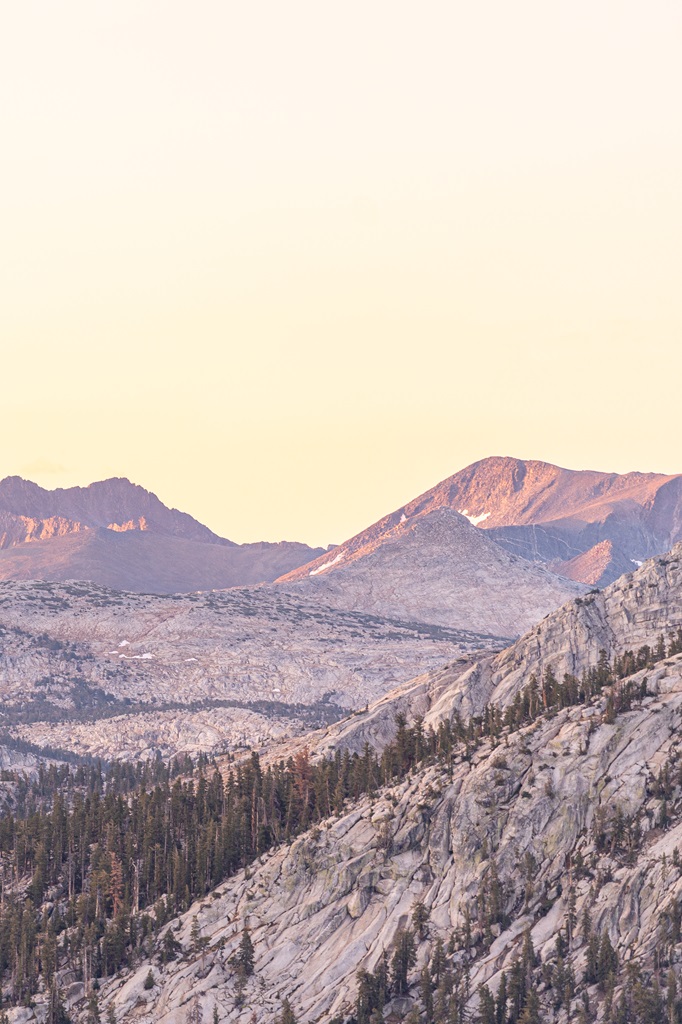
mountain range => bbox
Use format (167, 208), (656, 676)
(3, 460), (682, 1021)
(1, 457), (680, 636)
(155, 545), (679, 1024)
(283, 456), (682, 590)
(0, 476), (325, 592)
(403, 456), (682, 586)
(278, 506), (583, 637)
(2, 458), (681, 598)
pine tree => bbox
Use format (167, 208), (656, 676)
(87, 993), (101, 1023)
(581, 905), (592, 945)
(161, 927), (182, 963)
(597, 932), (618, 990)
(276, 998), (297, 1024)
(519, 985), (541, 1024)
(391, 928), (417, 996)
(667, 969), (679, 1024)
(479, 983), (496, 1024)
(47, 983), (71, 1024)
(412, 900), (429, 939)
(375, 950), (390, 1006)
(566, 881), (577, 947)
(431, 938), (447, 988)
(420, 965), (434, 1020)
(236, 926), (255, 978)
(356, 969), (378, 1024)
(496, 972), (508, 1024)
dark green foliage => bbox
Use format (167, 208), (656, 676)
(412, 900), (429, 939)
(355, 951), (391, 1023)
(160, 926), (182, 963)
(87, 992), (101, 1023)
(519, 984), (541, 1024)
(46, 983), (71, 1024)
(597, 931), (618, 990)
(391, 928), (417, 996)
(431, 937), (447, 987)
(479, 983), (496, 1024)
(276, 997), (297, 1024)
(419, 964), (434, 1020)
(235, 927), (255, 978)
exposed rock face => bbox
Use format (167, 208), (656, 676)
(547, 539), (634, 587)
(418, 456), (677, 531)
(295, 544), (682, 758)
(282, 456), (682, 588)
(0, 476), (227, 543)
(0, 512), (91, 548)
(0, 579), (504, 761)
(78, 655), (682, 1024)
(0, 530), (326, 594)
(53, 546), (682, 1024)
(278, 507), (583, 636)
(432, 457), (682, 585)
(0, 476), (324, 591)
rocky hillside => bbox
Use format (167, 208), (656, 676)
(0, 476), (233, 545)
(89, 661), (682, 1024)
(414, 456), (682, 587)
(278, 507), (583, 637)
(0, 579), (504, 762)
(302, 542), (682, 759)
(0, 529), (325, 594)
(0, 476), (324, 592)
(283, 456), (682, 589)
(26, 544), (679, 1024)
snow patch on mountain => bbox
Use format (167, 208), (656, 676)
(309, 550), (345, 576)
(458, 508), (491, 526)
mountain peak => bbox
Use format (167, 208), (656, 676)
(0, 476), (324, 592)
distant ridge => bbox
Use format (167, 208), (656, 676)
(283, 457), (682, 589)
(0, 476), (323, 592)
(0, 475), (228, 547)
(278, 506), (583, 637)
(427, 456), (682, 585)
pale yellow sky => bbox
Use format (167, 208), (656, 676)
(2, 2), (681, 546)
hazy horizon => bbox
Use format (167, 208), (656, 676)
(3, 451), (680, 550)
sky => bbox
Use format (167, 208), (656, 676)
(2, 1), (682, 547)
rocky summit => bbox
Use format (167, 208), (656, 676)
(285, 456), (682, 588)
(278, 507), (583, 637)
(0, 476), (324, 593)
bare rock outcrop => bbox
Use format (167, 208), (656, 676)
(80, 655), (682, 1024)
(281, 545), (682, 762)
(278, 507), (583, 636)
(0, 580), (503, 761)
